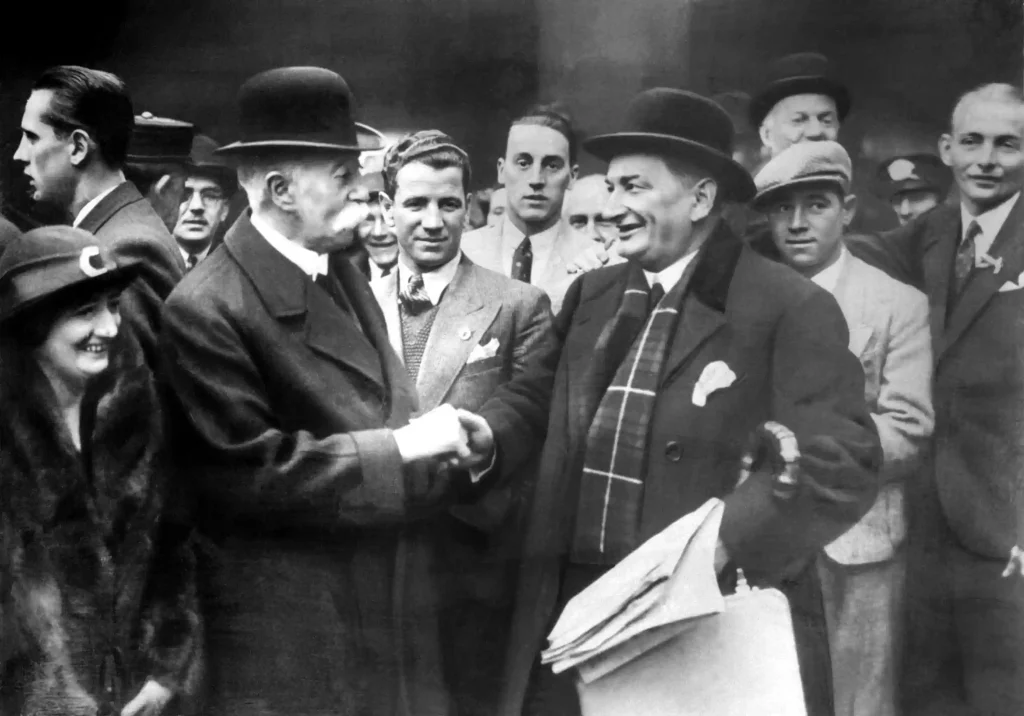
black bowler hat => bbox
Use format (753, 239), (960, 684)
(188, 134), (238, 194)
(127, 111), (196, 164)
(749, 53), (851, 129)
(217, 66), (385, 155)
(873, 154), (953, 200)
(584, 88), (756, 202)
(0, 226), (141, 323)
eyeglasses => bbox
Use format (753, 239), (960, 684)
(181, 189), (227, 207)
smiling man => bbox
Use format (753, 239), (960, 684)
(501, 88), (880, 716)
(349, 171), (398, 279)
(12, 65), (183, 365)
(370, 129), (558, 716)
(756, 140), (933, 716)
(847, 83), (1024, 716)
(461, 105), (592, 313)
(171, 134), (237, 269)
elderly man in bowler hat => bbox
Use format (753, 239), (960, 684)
(751, 52), (851, 159)
(873, 153), (952, 226)
(161, 66), (487, 716)
(499, 88), (881, 716)
(171, 134), (238, 268)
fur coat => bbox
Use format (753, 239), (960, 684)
(0, 327), (202, 716)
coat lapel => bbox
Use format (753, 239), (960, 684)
(940, 197), (1024, 358)
(371, 270), (404, 357)
(225, 214), (385, 391)
(921, 209), (960, 359)
(416, 259), (499, 410)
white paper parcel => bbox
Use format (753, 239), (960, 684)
(541, 498), (726, 678)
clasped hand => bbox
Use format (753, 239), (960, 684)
(393, 404), (494, 470)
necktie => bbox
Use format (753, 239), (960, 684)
(380, 263), (394, 278)
(511, 236), (533, 283)
(399, 273), (433, 315)
(647, 282), (665, 315)
(186, 253), (199, 271)
(954, 220), (982, 295)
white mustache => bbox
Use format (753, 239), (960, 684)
(332, 202), (372, 234)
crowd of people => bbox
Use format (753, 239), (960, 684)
(0, 49), (1020, 716)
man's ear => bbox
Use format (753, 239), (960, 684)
(380, 192), (396, 227)
(939, 133), (954, 167)
(569, 163), (580, 184)
(68, 129), (92, 168)
(266, 171), (293, 211)
(496, 157), (506, 184)
(842, 193), (858, 228)
(689, 178), (719, 222)
(758, 120), (773, 155)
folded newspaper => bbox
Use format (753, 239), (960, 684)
(541, 499), (726, 680)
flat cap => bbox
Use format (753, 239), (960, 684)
(127, 111), (196, 164)
(753, 140), (852, 207)
(874, 154), (952, 200)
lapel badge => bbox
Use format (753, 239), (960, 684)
(977, 252), (1004, 275)
(459, 327), (473, 341)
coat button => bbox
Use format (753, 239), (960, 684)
(665, 441), (683, 462)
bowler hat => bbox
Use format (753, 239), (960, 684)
(188, 134), (238, 194)
(873, 154), (952, 200)
(0, 226), (141, 323)
(584, 88), (756, 202)
(753, 140), (852, 208)
(217, 66), (385, 155)
(749, 53), (851, 129)
(127, 111), (196, 164)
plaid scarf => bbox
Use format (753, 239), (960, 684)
(570, 261), (696, 565)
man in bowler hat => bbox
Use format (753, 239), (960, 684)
(499, 88), (880, 716)
(171, 134), (238, 268)
(873, 154), (952, 226)
(13, 65), (183, 366)
(161, 66), (487, 716)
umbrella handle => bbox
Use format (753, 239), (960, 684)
(737, 421), (801, 500)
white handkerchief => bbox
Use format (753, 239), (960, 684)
(692, 361), (737, 407)
(999, 270), (1024, 293)
(467, 337), (499, 363)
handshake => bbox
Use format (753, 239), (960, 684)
(393, 404), (495, 473)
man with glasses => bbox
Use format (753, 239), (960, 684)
(172, 134), (237, 269)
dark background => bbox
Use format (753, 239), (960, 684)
(1, 0), (1021, 229)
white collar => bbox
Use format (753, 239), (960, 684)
(368, 259), (395, 281)
(179, 244), (211, 265)
(72, 183), (122, 228)
(643, 249), (700, 293)
(250, 212), (329, 280)
(809, 245), (848, 294)
(503, 216), (562, 248)
(397, 252), (462, 305)
(960, 191), (1021, 259)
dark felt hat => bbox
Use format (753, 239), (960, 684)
(584, 88), (756, 202)
(0, 226), (140, 323)
(127, 111), (196, 164)
(749, 53), (851, 129)
(188, 134), (238, 193)
(217, 66), (385, 155)
(873, 154), (953, 200)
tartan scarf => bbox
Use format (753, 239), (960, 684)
(570, 260), (697, 565)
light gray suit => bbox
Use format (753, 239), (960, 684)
(373, 253), (559, 715)
(460, 217), (593, 315)
(818, 247), (934, 716)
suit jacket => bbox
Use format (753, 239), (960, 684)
(823, 250), (934, 565)
(847, 196), (1024, 558)
(499, 223), (881, 716)
(161, 213), (458, 716)
(460, 216), (593, 315)
(78, 181), (184, 365)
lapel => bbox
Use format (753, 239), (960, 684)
(919, 206), (960, 360)
(417, 257), (500, 409)
(225, 213), (385, 391)
(659, 224), (742, 388)
(940, 196), (1024, 359)
(371, 270), (404, 357)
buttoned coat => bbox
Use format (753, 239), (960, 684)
(824, 250), (934, 564)
(161, 213), (461, 716)
(500, 223), (881, 716)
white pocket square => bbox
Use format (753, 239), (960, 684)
(692, 361), (737, 407)
(999, 270), (1024, 292)
(467, 337), (500, 363)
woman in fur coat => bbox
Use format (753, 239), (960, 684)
(0, 226), (201, 716)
